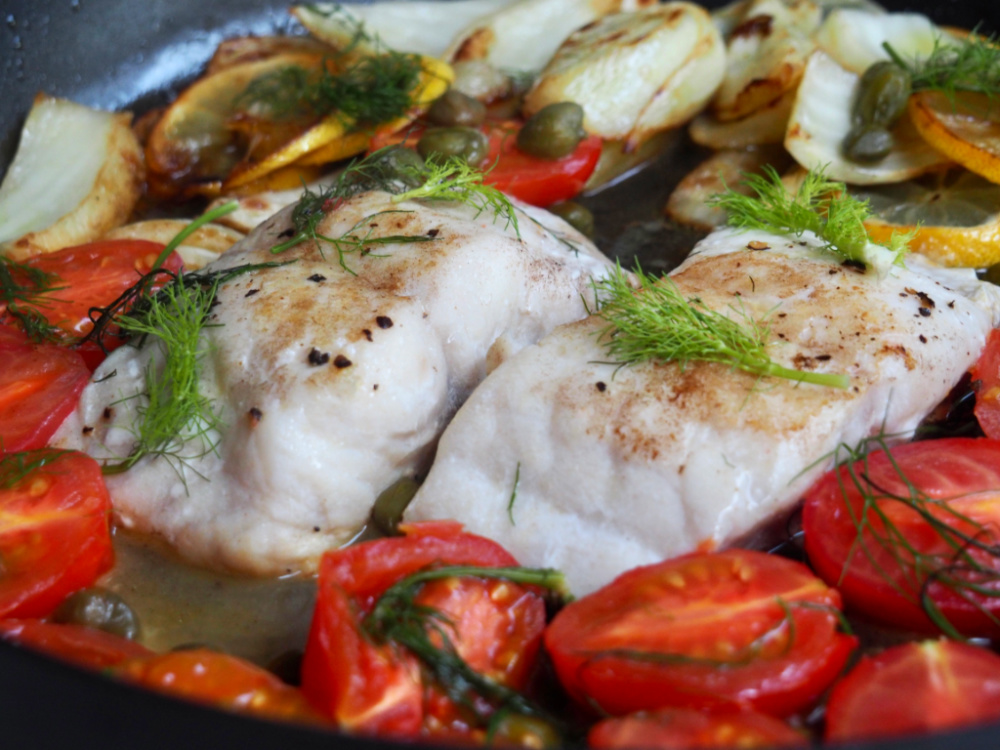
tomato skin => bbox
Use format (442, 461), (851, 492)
(544, 550), (855, 718)
(0, 451), (113, 619)
(116, 649), (323, 723)
(301, 521), (546, 738)
(972, 329), (1000, 438)
(0, 619), (152, 670)
(825, 640), (1000, 742)
(589, 707), (808, 749)
(802, 438), (1000, 636)
(0, 325), (90, 453)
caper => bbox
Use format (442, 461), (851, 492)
(517, 102), (587, 160)
(417, 126), (489, 166)
(842, 123), (894, 164)
(426, 90), (487, 128)
(852, 61), (912, 128)
(548, 201), (595, 238)
(489, 713), (561, 749)
(52, 587), (141, 641)
(368, 145), (426, 188)
(371, 477), (420, 536)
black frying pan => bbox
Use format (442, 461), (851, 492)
(2, 0), (999, 747)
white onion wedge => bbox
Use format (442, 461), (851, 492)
(689, 87), (795, 148)
(292, 0), (514, 57)
(103, 220), (244, 270)
(784, 50), (949, 184)
(524, 3), (724, 146)
(814, 8), (954, 74)
(0, 95), (143, 260)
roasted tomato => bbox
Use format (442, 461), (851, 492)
(301, 521), (548, 739)
(825, 640), (1000, 742)
(0, 324), (90, 453)
(116, 649), (323, 723)
(0, 450), (113, 619)
(972, 329), (1000, 438)
(803, 438), (1000, 636)
(0, 619), (152, 671)
(544, 549), (855, 718)
(589, 707), (808, 749)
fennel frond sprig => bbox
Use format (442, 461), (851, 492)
(364, 564), (570, 728)
(393, 155), (520, 237)
(0, 256), (67, 343)
(593, 265), (850, 389)
(886, 31), (1000, 101)
(833, 435), (1000, 639)
(0, 449), (72, 490)
(707, 167), (909, 266)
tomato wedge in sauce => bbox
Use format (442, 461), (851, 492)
(544, 549), (855, 718)
(972, 329), (1000, 439)
(825, 640), (1000, 742)
(0, 450), (113, 619)
(0, 619), (152, 671)
(589, 707), (807, 749)
(301, 521), (547, 739)
(803, 438), (1000, 636)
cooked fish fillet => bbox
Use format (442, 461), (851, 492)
(53, 191), (614, 576)
(405, 228), (1000, 595)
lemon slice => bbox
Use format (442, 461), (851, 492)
(908, 91), (1000, 185)
(854, 168), (1000, 267)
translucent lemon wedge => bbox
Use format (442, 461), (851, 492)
(854, 168), (1000, 267)
(908, 91), (1000, 185)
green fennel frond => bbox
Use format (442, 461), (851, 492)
(0, 256), (67, 344)
(0, 449), (73, 490)
(364, 564), (570, 728)
(707, 166), (909, 266)
(886, 30), (1000, 100)
(593, 264), (850, 389)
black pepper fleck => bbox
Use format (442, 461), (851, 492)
(82, 426), (94, 435)
(596, 381), (607, 392)
(313, 526), (321, 533)
(102, 407), (113, 420)
(308, 348), (330, 366)
(248, 407), (263, 424)
(334, 355), (352, 369)
(919, 335), (927, 343)
(427, 228), (440, 238)
(245, 289), (259, 298)
(918, 307), (931, 317)
(308, 274), (327, 283)
(362, 329), (373, 342)
(376, 316), (393, 329)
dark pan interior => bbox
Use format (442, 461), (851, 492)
(2, 0), (1000, 748)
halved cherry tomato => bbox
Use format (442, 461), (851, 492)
(301, 521), (547, 738)
(544, 550), (855, 718)
(0, 326), (90, 453)
(370, 122), (602, 207)
(803, 438), (1000, 636)
(589, 707), (808, 749)
(825, 640), (1000, 742)
(0, 619), (152, 671)
(971, 329), (1000, 439)
(116, 649), (323, 723)
(0, 450), (113, 619)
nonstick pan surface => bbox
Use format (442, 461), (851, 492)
(2, 0), (999, 748)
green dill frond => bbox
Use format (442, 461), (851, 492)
(593, 264), (850, 389)
(0, 256), (67, 343)
(392, 155), (520, 237)
(886, 31), (1000, 100)
(507, 462), (521, 526)
(363, 564), (570, 729)
(0, 449), (72, 490)
(708, 166), (907, 266)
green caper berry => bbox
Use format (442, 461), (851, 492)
(369, 146), (426, 188)
(417, 126), (489, 166)
(52, 587), (141, 641)
(548, 201), (595, 238)
(842, 123), (894, 164)
(852, 61), (912, 128)
(426, 90), (487, 128)
(371, 477), (420, 536)
(517, 102), (587, 160)
(489, 713), (561, 749)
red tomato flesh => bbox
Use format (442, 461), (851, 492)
(544, 549), (855, 718)
(803, 438), (1000, 636)
(972, 329), (1000, 438)
(825, 640), (1000, 742)
(301, 521), (547, 738)
(116, 649), (323, 723)
(589, 707), (808, 749)
(0, 450), (113, 619)
(0, 619), (152, 671)
(0, 324), (90, 453)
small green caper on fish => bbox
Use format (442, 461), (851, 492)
(417, 126), (489, 166)
(548, 200), (595, 238)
